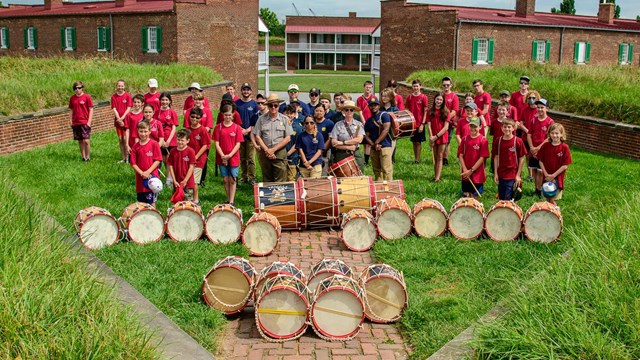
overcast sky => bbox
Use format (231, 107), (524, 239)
(4, 0), (640, 19)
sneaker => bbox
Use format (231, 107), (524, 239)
(443, 158), (449, 166)
(414, 160), (420, 164)
(118, 159), (127, 163)
(238, 178), (246, 184)
(249, 179), (256, 186)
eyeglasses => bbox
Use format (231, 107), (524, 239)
(190, 115), (201, 119)
(310, 93), (318, 97)
(257, 102), (266, 105)
(74, 86), (83, 90)
(288, 90), (298, 93)
(390, 84), (397, 88)
(520, 82), (529, 85)
(304, 121), (315, 125)
(268, 103), (279, 108)
(343, 109), (355, 112)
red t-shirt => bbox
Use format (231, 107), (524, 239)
(68, 93), (94, 126)
(521, 107), (537, 130)
(510, 91), (527, 120)
(443, 92), (459, 120)
(529, 116), (554, 150)
(184, 107), (214, 131)
(405, 93), (429, 127)
(357, 94), (373, 121)
(148, 119), (164, 143)
(144, 92), (161, 113)
(167, 146), (196, 189)
(111, 92), (132, 128)
(458, 134), (490, 184)
(492, 136), (527, 180)
(538, 142), (572, 189)
(394, 93), (405, 111)
(212, 122), (245, 167)
(124, 111), (144, 148)
(427, 109), (450, 145)
(188, 125), (211, 168)
(182, 96), (210, 111)
(156, 108), (179, 147)
(130, 139), (162, 193)
(456, 116), (470, 139)
(491, 105), (518, 124)
(215, 110), (243, 127)
(474, 92), (492, 125)
(489, 118), (505, 148)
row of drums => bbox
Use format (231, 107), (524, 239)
(202, 257), (408, 342)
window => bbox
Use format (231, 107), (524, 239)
(619, 43), (633, 65)
(0, 27), (8, 49)
(23, 27), (37, 50)
(335, 53), (344, 66)
(361, 35), (372, 44)
(314, 34), (324, 43)
(531, 40), (551, 63)
(573, 41), (591, 64)
(336, 34), (342, 44)
(141, 26), (162, 53)
(313, 53), (325, 65)
(361, 53), (370, 65)
(97, 27), (111, 51)
(61, 27), (76, 51)
(472, 38), (494, 65)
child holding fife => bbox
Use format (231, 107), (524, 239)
(458, 117), (489, 198)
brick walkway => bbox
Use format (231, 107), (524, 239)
(217, 229), (411, 359)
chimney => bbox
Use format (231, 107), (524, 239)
(515, 0), (535, 18)
(44, 0), (63, 10)
(598, 1), (615, 24)
(349, 12), (357, 18)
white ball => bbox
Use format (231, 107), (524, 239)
(148, 177), (163, 194)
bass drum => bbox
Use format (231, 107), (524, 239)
(254, 181), (304, 230)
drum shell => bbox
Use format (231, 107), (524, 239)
(310, 275), (365, 341)
(307, 259), (353, 294)
(205, 204), (243, 244)
(376, 197), (412, 240)
(242, 212), (281, 256)
(340, 209), (377, 252)
(255, 275), (310, 341)
(373, 180), (405, 203)
(254, 181), (305, 230)
(166, 201), (204, 242)
(120, 202), (165, 244)
(388, 110), (416, 139)
(523, 202), (563, 243)
(328, 156), (363, 178)
(202, 256), (256, 315)
(336, 176), (376, 215)
(74, 206), (120, 250)
(300, 177), (340, 229)
(412, 199), (448, 238)
(359, 264), (408, 323)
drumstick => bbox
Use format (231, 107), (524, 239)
(313, 306), (362, 318)
(157, 168), (166, 178)
(205, 285), (250, 294)
(257, 308), (307, 316)
(365, 290), (403, 309)
(469, 181), (482, 198)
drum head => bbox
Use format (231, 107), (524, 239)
(128, 210), (164, 244)
(203, 267), (252, 313)
(243, 221), (278, 256)
(307, 273), (333, 295)
(206, 211), (242, 244)
(414, 208), (447, 238)
(79, 215), (119, 250)
(448, 207), (484, 240)
(312, 289), (363, 339)
(524, 211), (562, 243)
(256, 288), (308, 339)
(342, 217), (377, 252)
(364, 277), (406, 322)
(167, 210), (203, 242)
(485, 208), (521, 242)
(378, 209), (412, 240)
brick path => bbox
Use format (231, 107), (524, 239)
(217, 229), (411, 359)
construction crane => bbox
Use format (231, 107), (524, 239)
(309, 8), (317, 16)
(291, 2), (300, 16)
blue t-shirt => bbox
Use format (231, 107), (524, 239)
(235, 99), (258, 139)
(364, 112), (392, 148)
(286, 115), (305, 164)
(315, 119), (334, 144)
(381, 106), (400, 113)
(279, 101), (311, 117)
(295, 131), (325, 166)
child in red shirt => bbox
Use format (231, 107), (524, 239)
(188, 108), (211, 204)
(538, 123), (572, 204)
(493, 119), (528, 201)
(69, 81), (94, 162)
(167, 129), (196, 202)
(111, 80), (132, 163)
(527, 99), (555, 197)
(142, 104), (165, 146)
(183, 93), (213, 132)
(213, 104), (244, 205)
(144, 78), (161, 113)
(458, 117), (490, 198)
(156, 93), (179, 164)
(130, 120), (162, 207)
(405, 79), (429, 163)
(427, 93), (450, 182)
(124, 94), (145, 153)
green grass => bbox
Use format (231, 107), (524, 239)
(259, 69), (288, 75)
(259, 36), (285, 45)
(1, 127), (639, 357)
(258, 74), (379, 92)
(0, 57), (222, 116)
(409, 62), (640, 124)
(269, 50), (285, 57)
(0, 179), (159, 359)
(293, 69), (376, 75)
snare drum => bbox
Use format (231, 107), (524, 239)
(485, 200), (523, 242)
(205, 204), (243, 244)
(254, 181), (304, 230)
(388, 110), (416, 140)
(523, 202), (563, 243)
(120, 202), (165, 245)
(202, 256), (256, 315)
(242, 212), (281, 256)
(166, 201), (204, 242)
(413, 199), (448, 238)
(300, 177), (340, 228)
(255, 261), (306, 301)
(359, 264), (408, 323)
(255, 275), (310, 341)
(328, 156), (363, 178)
(374, 180), (405, 203)
(74, 206), (120, 250)
(310, 275), (365, 341)
(340, 209), (377, 252)
(448, 197), (485, 240)
(336, 176), (376, 215)
(376, 197), (412, 240)
(307, 259), (354, 294)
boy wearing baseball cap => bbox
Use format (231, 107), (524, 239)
(458, 117), (489, 199)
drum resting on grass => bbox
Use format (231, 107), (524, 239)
(74, 206), (120, 250)
(523, 202), (563, 243)
(202, 256), (256, 315)
(166, 201), (204, 242)
(376, 196), (412, 240)
(120, 202), (165, 244)
(484, 200), (523, 242)
(448, 197), (485, 240)
(205, 204), (243, 244)
(412, 198), (448, 238)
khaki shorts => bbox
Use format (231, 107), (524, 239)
(194, 167), (203, 184)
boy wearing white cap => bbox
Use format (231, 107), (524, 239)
(144, 78), (161, 113)
(182, 82), (210, 117)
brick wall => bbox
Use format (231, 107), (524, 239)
(0, 82), (230, 155)
(0, 13), (178, 63)
(396, 82), (640, 159)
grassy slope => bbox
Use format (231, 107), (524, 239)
(0, 57), (221, 116)
(258, 74), (378, 93)
(408, 62), (640, 124)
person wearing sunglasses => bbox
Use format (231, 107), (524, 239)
(386, 79), (405, 111)
(69, 81), (94, 162)
(312, 104), (334, 175)
(364, 97), (393, 181)
(249, 94), (268, 154)
(329, 100), (365, 172)
(296, 115), (325, 179)
(252, 94), (293, 182)
(510, 76), (530, 120)
(283, 103), (304, 181)
(279, 84), (311, 116)
(307, 87), (321, 109)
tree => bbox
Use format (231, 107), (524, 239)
(600, 0), (621, 19)
(551, 0), (576, 15)
(259, 8), (285, 37)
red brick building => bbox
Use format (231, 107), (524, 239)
(285, 12), (380, 71)
(0, 0), (259, 88)
(380, 0), (640, 87)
